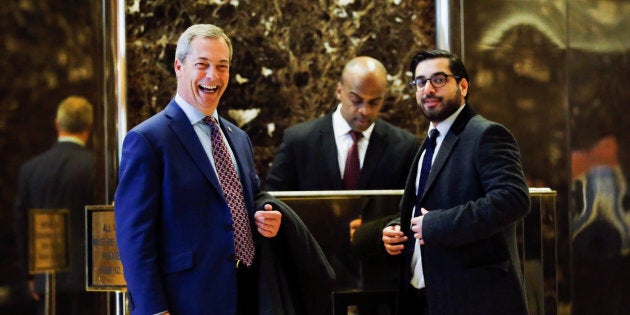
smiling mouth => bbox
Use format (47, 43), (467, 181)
(423, 98), (441, 106)
(199, 84), (219, 93)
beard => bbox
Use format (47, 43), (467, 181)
(419, 89), (463, 123)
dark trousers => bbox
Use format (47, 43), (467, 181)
(398, 284), (427, 315)
(236, 262), (258, 315)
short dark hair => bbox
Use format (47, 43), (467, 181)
(409, 49), (469, 100)
(412, 49), (469, 79)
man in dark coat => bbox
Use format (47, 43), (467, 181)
(265, 57), (419, 297)
(13, 95), (100, 315)
(382, 50), (530, 315)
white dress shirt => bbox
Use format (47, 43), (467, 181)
(331, 104), (375, 178)
(410, 104), (466, 289)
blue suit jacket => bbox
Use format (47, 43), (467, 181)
(114, 100), (261, 314)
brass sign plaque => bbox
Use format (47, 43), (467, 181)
(85, 205), (126, 291)
(29, 209), (69, 273)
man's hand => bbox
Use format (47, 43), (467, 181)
(382, 225), (407, 255)
(410, 207), (429, 245)
(349, 217), (362, 242)
(254, 204), (282, 237)
(28, 280), (39, 301)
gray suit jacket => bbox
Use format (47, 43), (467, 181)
(396, 105), (530, 314)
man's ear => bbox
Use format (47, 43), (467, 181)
(174, 59), (182, 77)
(336, 82), (343, 100)
(459, 77), (469, 98)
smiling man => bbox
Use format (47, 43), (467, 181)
(114, 24), (288, 315)
(382, 49), (530, 315)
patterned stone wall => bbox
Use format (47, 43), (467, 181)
(0, 0), (433, 311)
(125, 0), (435, 179)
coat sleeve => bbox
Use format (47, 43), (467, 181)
(264, 128), (300, 190)
(114, 130), (169, 314)
(256, 192), (335, 315)
(423, 123), (530, 246)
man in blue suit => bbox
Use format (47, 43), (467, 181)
(382, 50), (530, 314)
(114, 24), (286, 315)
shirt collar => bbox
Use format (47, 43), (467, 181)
(175, 93), (219, 125)
(429, 103), (466, 138)
(58, 136), (85, 146)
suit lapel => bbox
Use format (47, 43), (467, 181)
(360, 119), (387, 188)
(164, 101), (224, 194)
(422, 105), (476, 199)
(319, 115), (344, 189)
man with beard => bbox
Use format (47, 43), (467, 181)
(381, 49), (530, 314)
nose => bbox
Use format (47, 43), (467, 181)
(358, 103), (371, 115)
(423, 80), (435, 93)
(205, 66), (218, 79)
(422, 80), (436, 95)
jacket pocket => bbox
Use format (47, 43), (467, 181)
(465, 259), (510, 283)
(160, 251), (193, 274)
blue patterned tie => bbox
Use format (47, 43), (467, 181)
(204, 116), (255, 266)
(415, 129), (439, 217)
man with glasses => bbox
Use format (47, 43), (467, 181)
(382, 49), (530, 314)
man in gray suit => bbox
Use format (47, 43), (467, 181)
(382, 49), (530, 314)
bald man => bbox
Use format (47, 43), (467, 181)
(265, 57), (419, 297)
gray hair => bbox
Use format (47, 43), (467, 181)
(56, 96), (94, 133)
(175, 24), (233, 63)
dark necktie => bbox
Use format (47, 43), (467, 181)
(204, 116), (255, 266)
(415, 129), (440, 217)
(343, 130), (363, 190)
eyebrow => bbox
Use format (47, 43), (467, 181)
(196, 57), (230, 64)
(349, 91), (383, 102)
(414, 71), (449, 80)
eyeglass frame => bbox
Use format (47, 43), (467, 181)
(408, 72), (461, 91)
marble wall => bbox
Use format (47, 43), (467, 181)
(0, 0), (434, 311)
(3, 0), (629, 314)
(125, 0), (435, 179)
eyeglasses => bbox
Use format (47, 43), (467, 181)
(409, 73), (460, 91)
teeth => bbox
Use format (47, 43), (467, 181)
(200, 84), (217, 91)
